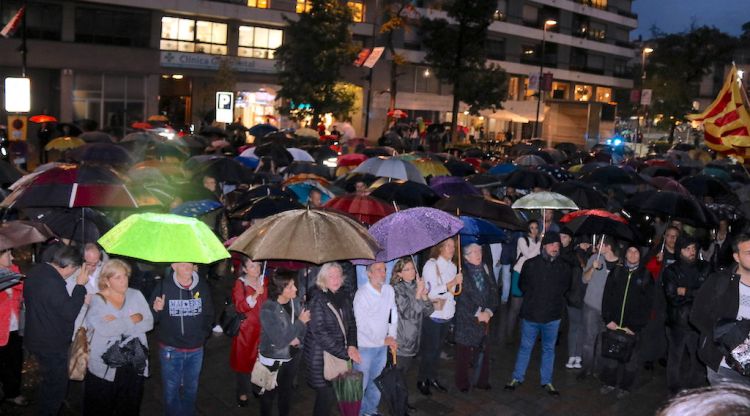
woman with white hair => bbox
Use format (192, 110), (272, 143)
(303, 262), (361, 416)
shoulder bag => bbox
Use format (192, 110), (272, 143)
(219, 284), (248, 337)
(69, 295), (104, 381)
(323, 302), (350, 380)
(601, 270), (637, 363)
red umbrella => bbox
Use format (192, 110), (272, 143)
(324, 194), (396, 225)
(29, 115), (58, 123)
(338, 153), (367, 167)
(560, 209), (627, 224)
(131, 121), (153, 130)
(387, 109), (408, 119)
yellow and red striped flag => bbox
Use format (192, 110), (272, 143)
(0, 6), (25, 38)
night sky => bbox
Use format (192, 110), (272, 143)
(632, 0), (750, 40)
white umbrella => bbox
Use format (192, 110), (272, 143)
(287, 148), (315, 162)
(511, 191), (579, 210)
(352, 157), (426, 184)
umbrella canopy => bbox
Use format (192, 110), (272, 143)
(24, 207), (114, 244)
(229, 195), (302, 221)
(512, 192), (579, 210)
(374, 358), (407, 416)
(185, 156), (254, 184)
(434, 195), (527, 231)
(98, 213), (230, 264)
(286, 182), (334, 205)
(459, 215), (508, 246)
(705, 203), (744, 222)
(352, 157), (426, 184)
(79, 131), (114, 143)
(626, 190), (712, 226)
(562, 211), (641, 242)
(170, 199), (223, 218)
(324, 194), (396, 226)
(0, 160), (23, 187)
(466, 173), (503, 188)
(444, 158), (477, 177)
(360, 207), (463, 263)
(411, 158), (450, 178)
(295, 127), (319, 138)
(253, 142), (294, 166)
(488, 163), (518, 175)
(147, 115), (168, 122)
(30, 115), (57, 123)
(550, 181), (608, 209)
(387, 109), (408, 118)
(249, 123), (278, 138)
(536, 165), (574, 182)
(369, 180), (441, 208)
(0, 220), (55, 251)
(283, 162), (331, 179)
(503, 168), (556, 190)
(581, 165), (643, 187)
(429, 176), (480, 198)
(45, 136), (86, 151)
(287, 148), (316, 162)
(680, 174), (737, 202)
(228, 209), (380, 264)
(69, 143), (135, 166)
(283, 173), (330, 186)
(515, 154), (547, 167)
(338, 153), (367, 168)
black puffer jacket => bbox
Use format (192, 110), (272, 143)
(662, 259), (710, 328)
(303, 287), (357, 388)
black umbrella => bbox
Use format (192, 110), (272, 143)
(426, 123), (445, 134)
(248, 123), (278, 138)
(374, 358), (408, 416)
(705, 203), (744, 222)
(581, 165), (644, 187)
(554, 142), (579, 157)
(224, 184), (292, 212)
(24, 207), (114, 243)
(70, 143), (134, 166)
(369, 180), (441, 208)
(680, 174), (739, 204)
(284, 161), (331, 179)
(503, 168), (556, 190)
(434, 195), (527, 231)
(0, 160), (23, 186)
(466, 173), (503, 187)
(177, 135), (208, 149)
(536, 165), (574, 182)
(229, 195), (302, 221)
(79, 131), (114, 143)
(640, 166), (679, 178)
(626, 190), (714, 227)
(198, 126), (228, 138)
(185, 156), (254, 184)
(361, 147), (394, 158)
(507, 143), (534, 156)
(56, 122), (83, 137)
(254, 142), (294, 167)
(551, 180), (608, 209)
(563, 214), (643, 242)
(300, 145), (338, 164)
(444, 158), (477, 177)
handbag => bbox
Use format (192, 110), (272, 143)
(323, 302), (350, 381)
(250, 359), (279, 394)
(68, 325), (90, 381)
(219, 284), (248, 337)
(601, 270), (637, 363)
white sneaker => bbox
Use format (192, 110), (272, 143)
(565, 357), (576, 369)
(212, 324), (224, 333)
(573, 357), (583, 369)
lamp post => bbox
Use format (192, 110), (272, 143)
(533, 19), (556, 141)
(635, 47), (653, 143)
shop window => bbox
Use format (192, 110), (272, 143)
(161, 17), (227, 55)
(596, 86), (612, 102)
(238, 26), (283, 59)
(247, 0), (269, 8)
(73, 73), (146, 136)
(551, 82), (569, 100)
(75, 7), (150, 47)
(296, 0), (312, 13)
(348, 1), (365, 22)
(574, 84), (592, 101)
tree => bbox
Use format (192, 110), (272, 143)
(644, 26), (736, 141)
(419, 0), (508, 142)
(275, 0), (359, 123)
(379, 1), (415, 113)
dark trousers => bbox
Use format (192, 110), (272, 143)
(395, 355), (415, 374)
(32, 350), (69, 416)
(0, 331), (23, 398)
(313, 385), (337, 416)
(83, 367), (145, 416)
(599, 336), (641, 391)
(236, 372), (251, 399)
(418, 318), (450, 381)
(454, 343), (490, 390)
(666, 326), (706, 393)
(260, 355), (301, 416)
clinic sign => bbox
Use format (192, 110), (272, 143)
(216, 92), (234, 123)
(160, 52), (277, 74)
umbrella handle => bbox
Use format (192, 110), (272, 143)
(451, 283), (462, 296)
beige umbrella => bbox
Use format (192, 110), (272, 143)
(229, 208), (380, 264)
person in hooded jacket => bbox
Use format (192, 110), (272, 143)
(559, 228), (585, 370)
(662, 235), (710, 394)
(598, 245), (653, 398)
(150, 262), (215, 416)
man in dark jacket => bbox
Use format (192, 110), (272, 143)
(151, 262), (214, 416)
(25, 245), (90, 416)
(691, 232), (750, 387)
(662, 235), (709, 394)
(505, 232), (571, 396)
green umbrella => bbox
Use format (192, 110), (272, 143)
(98, 213), (230, 264)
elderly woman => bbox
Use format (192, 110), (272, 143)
(391, 257), (433, 373)
(418, 238), (463, 396)
(0, 249), (25, 406)
(83, 259), (153, 416)
(303, 262), (361, 416)
(258, 270), (310, 416)
(455, 244), (499, 392)
(232, 257), (268, 407)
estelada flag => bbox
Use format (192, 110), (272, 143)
(0, 6), (25, 38)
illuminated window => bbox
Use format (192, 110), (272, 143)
(238, 26), (283, 59)
(574, 84), (592, 101)
(296, 0), (312, 13)
(551, 82), (569, 100)
(508, 77), (519, 100)
(523, 78), (535, 100)
(161, 17), (227, 55)
(248, 0), (269, 8)
(596, 86), (612, 102)
(348, 1), (364, 22)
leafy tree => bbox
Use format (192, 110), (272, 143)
(275, 0), (358, 123)
(419, 0), (508, 142)
(645, 26), (736, 141)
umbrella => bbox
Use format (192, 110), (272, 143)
(515, 154), (547, 167)
(45, 136), (86, 151)
(69, 143), (134, 166)
(646, 177), (691, 195)
(283, 173), (330, 187)
(170, 199), (223, 218)
(295, 127), (319, 138)
(459, 216), (508, 246)
(98, 213), (230, 264)
(333, 369), (364, 416)
(121, 131), (158, 144)
(147, 115), (169, 122)
(283, 162), (331, 179)
(411, 158), (451, 178)
(352, 157), (426, 184)
(561, 211), (641, 242)
(185, 156), (254, 184)
(434, 195), (527, 231)
(254, 142), (294, 166)
(374, 352), (407, 416)
(503, 168), (556, 190)
(130, 122), (153, 130)
(286, 182), (334, 205)
(625, 190), (712, 227)
(536, 165), (574, 182)
(560, 209), (627, 224)
(429, 176), (480, 198)
(79, 131), (114, 143)
(387, 109), (408, 118)
(512, 192), (578, 210)
(198, 126), (228, 138)
(466, 173), (503, 188)
(286, 148), (316, 162)
(56, 122), (83, 137)
(704, 203), (744, 222)
(640, 166), (679, 178)
(0, 220), (55, 251)
(228, 209), (380, 264)
(338, 154), (367, 168)
(234, 156), (260, 169)
(444, 158), (477, 177)
(29, 115), (57, 123)
(360, 207), (463, 263)
(324, 194), (396, 226)
(550, 181), (608, 209)
(0, 160), (23, 186)
(249, 123), (279, 138)
(361, 147), (396, 158)
(131, 160), (185, 177)
(24, 207), (114, 244)
(581, 165), (643, 187)
(680, 175), (738, 202)
(229, 195), (302, 221)
(369, 180), (441, 208)
(488, 163), (518, 175)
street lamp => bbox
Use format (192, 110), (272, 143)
(635, 46), (654, 143)
(533, 19), (556, 141)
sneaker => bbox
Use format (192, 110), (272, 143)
(212, 324), (223, 334)
(565, 357), (576, 369)
(542, 383), (560, 396)
(573, 357), (583, 369)
(616, 389), (630, 399)
(504, 379), (522, 391)
(599, 385), (616, 395)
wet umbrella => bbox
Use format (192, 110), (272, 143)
(56, 122), (83, 137)
(508, 143), (534, 156)
(646, 177), (691, 196)
(430, 176), (480, 198)
(254, 142), (294, 166)
(45, 136), (86, 151)
(353, 157), (426, 184)
(411, 158), (451, 178)
(515, 154), (548, 167)
(0, 160), (23, 186)
(551, 181), (608, 209)
(581, 165), (644, 187)
(295, 127), (319, 138)
(120, 132), (158, 145)
(0, 220), (55, 251)
(185, 156), (255, 184)
(626, 190), (712, 227)
(338, 153), (368, 168)
(170, 199), (223, 218)
(466, 173), (503, 188)
(434, 195), (527, 231)
(177, 135), (208, 150)
(229, 209), (380, 263)
(29, 115), (57, 123)
(560, 210), (641, 242)
(503, 168), (556, 190)
(324, 194), (395, 226)
(229, 195), (302, 221)
(369, 180), (441, 208)
(70, 143), (134, 166)
(198, 126), (228, 138)
(361, 147), (395, 158)
(24, 207), (114, 244)
(512, 192), (578, 210)
(374, 352), (407, 416)
(79, 131), (114, 143)
(444, 158), (477, 177)
(488, 163), (518, 176)
(283, 173), (330, 187)
(248, 123), (278, 138)
(680, 175), (738, 202)
(334, 173), (378, 193)
(705, 203), (744, 222)
(286, 182), (334, 205)
(640, 166), (679, 178)
(234, 156), (260, 169)
(283, 161), (331, 179)
(536, 165), (574, 182)
(459, 215), (508, 246)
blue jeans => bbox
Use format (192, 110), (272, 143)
(159, 345), (204, 416)
(500, 264), (512, 303)
(353, 346), (387, 416)
(512, 319), (561, 385)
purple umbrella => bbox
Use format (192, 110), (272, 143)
(354, 207), (463, 264)
(429, 176), (480, 198)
